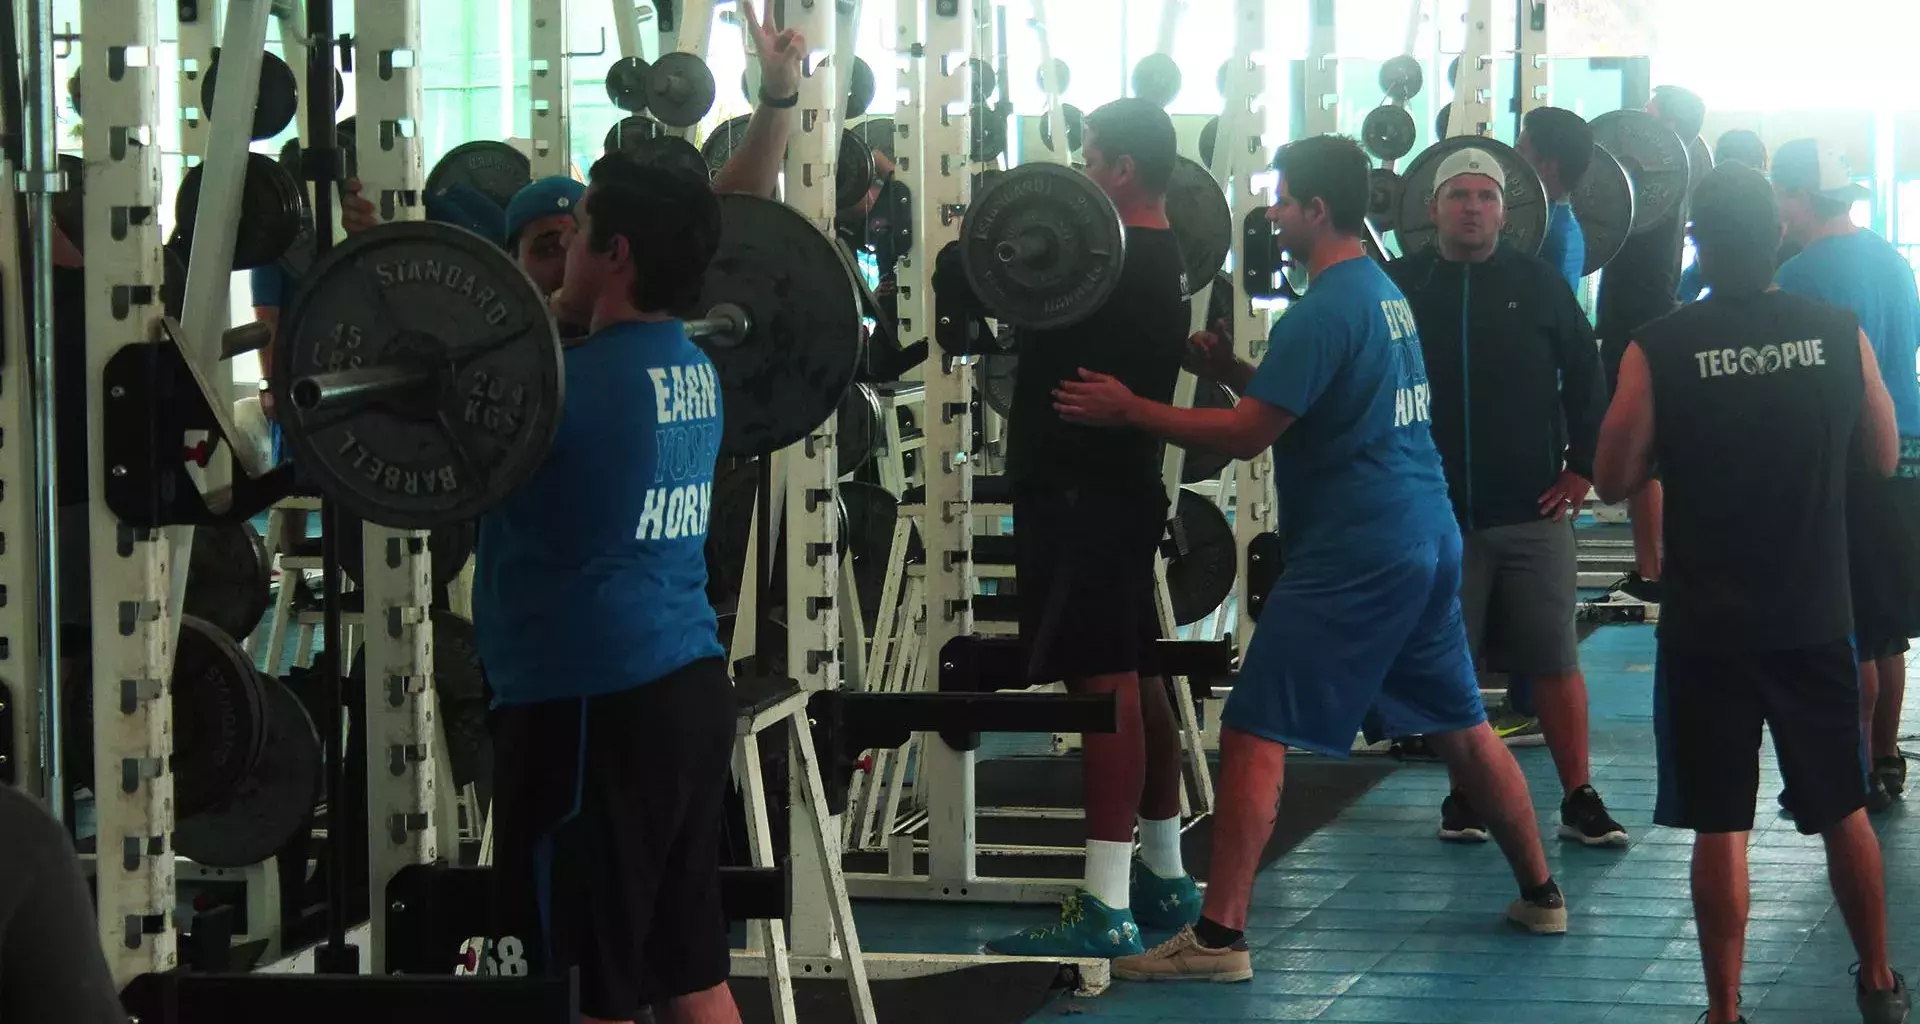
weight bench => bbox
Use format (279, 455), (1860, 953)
(939, 634), (1239, 704)
(121, 971), (576, 1024)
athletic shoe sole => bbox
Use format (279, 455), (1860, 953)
(1112, 964), (1255, 983)
(1506, 905), (1569, 935)
(1558, 823), (1630, 848)
(1437, 826), (1490, 843)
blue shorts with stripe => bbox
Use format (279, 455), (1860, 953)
(1224, 529), (1486, 757)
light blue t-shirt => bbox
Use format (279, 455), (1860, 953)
(1775, 230), (1920, 437)
(1248, 257), (1458, 565)
(1540, 200), (1585, 293)
(474, 320), (726, 706)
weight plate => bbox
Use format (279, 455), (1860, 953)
(852, 116), (895, 163)
(1589, 109), (1690, 235)
(1199, 116), (1220, 168)
(703, 460), (759, 610)
(1216, 60), (1231, 96)
(432, 609), (494, 813)
(337, 515), (478, 602)
(1447, 55), (1460, 88)
(980, 352), (1017, 417)
(967, 57), (998, 106)
(426, 141), (533, 211)
(646, 51), (717, 127)
(1205, 270), (1235, 333)
(1379, 55), (1424, 102)
(172, 615), (266, 819)
(1166, 156), (1233, 294)
(1435, 104), (1451, 141)
(175, 674), (321, 868)
(1165, 489), (1236, 626)
(605, 114), (666, 157)
(276, 220), (564, 529)
(1362, 104), (1417, 161)
(279, 120), (360, 192)
(1394, 136), (1549, 257)
(702, 114), (754, 180)
(970, 105), (1008, 163)
(840, 480), (916, 629)
(175, 152), (307, 271)
(1180, 383), (1236, 484)
(621, 133), (710, 183)
(185, 521), (272, 643)
(837, 383), (882, 474)
(1131, 53), (1182, 107)
(1368, 167), (1404, 231)
(1570, 144), (1635, 276)
(960, 162), (1126, 331)
(1037, 59), (1072, 96)
(1687, 134), (1712, 197)
(845, 56), (877, 118)
(606, 55), (650, 112)
(162, 241), (188, 320)
(837, 129), (877, 211)
(202, 49), (299, 141)
(695, 194), (864, 456)
(1039, 104), (1084, 154)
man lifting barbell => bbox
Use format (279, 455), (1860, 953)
(1056, 136), (1565, 985)
(1382, 148), (1627, 849)
(474, 159), (742, 1024)
(972, 98), (1202, 961)
(1772, 138), (1920, 814)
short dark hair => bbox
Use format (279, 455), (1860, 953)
(585, 154), (722, 314)
(1521, 107), (1593, 184)
(1650, 85), (1707, 141)
(1271, 135), (1369, 235)
(1690, 163), (1779, 295)
(1084, 98), (1178, 195)
(1713, 129), (1767, 171)
(1808, 193), (1854, 221)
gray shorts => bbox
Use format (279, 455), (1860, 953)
(1461, 517), (1580, 676)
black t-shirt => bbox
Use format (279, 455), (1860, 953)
(1007, 227), (1189, 487)
(1641, 291), (1863, 650)
(0, 788), (128, 1024)
(53, 267), (89, 506)
(1596, 207), (1687, 343)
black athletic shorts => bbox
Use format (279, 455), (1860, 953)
(1013, 480), (1167, 682)
(489, 658), (736, 1019)
(1653, 639), (1867, 836)
(1847, 453), (1920, 661)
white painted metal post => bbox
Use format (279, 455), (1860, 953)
(178, 0), (221, 160)
(1229, 0), (1276, 651)
(1449, 0), (1495, 138)
(1028, 0), (1066, 166)
(529, 0), (571, 178)
(1516, 0), (1548, 120)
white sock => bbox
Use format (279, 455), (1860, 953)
(1084, 839), (1132, 910)
(1137, 815), (1185, 879)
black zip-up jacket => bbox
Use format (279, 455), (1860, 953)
(1385, 242), (1606, 532)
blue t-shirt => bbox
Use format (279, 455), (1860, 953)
(1540, 201), (1585, 293)
(1248, 257), (1457, 564)
(473, 320), (726, 706)
(1776, 230), (1920, 437)
(250, 265), (289, 308)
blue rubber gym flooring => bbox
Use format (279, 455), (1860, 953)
(849, 623), (1920, 1022)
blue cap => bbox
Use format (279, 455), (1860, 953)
(425, 183), (507, 249)
(504, 176), (586, 246)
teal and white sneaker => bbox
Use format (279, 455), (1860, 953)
(1131, 864), (1203, 931)
(985, 890), (1146, 958)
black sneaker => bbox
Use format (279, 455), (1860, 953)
(1853, 964), (1911, 1024)
(1610, 571), (1664, 604)
(1876, 755), (1908, 799)
(1559, 785), (1630, 847)
(1695, 1014), (1748, 1024)
(1438, 788), (1489, 843)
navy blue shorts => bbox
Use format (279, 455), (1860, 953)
(1224, 530), (1485, 756)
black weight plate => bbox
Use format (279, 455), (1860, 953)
(1589, 109), (1689, 235)
(623, 134), (711, 183)
(1039, 104), (1084, 154)
(1447, 55), (1460, 88)
(1362, 104), (1417, 161)
(1379, 55), (1424, 102)
(1205, 270), (1235, 332)
(970, 105), (1008, 163)
(1166, 156), (1233, 293)
(172, 615), (266, 819)
(703, 460), (760, 609)
(202, 49), (299, 141)
(185, 521), (272, 642)
(837, 130), (877, 211)
(967, 57), (998, 106)
(852, 117), (895, 163)
(606, 55), (650, 112)
(1131, 53), (1182, 107)
(1687, 134), (1712, 197)
(980, 352), (1017, 417)
(702, 113), (754, 180)
(61, 655), (93, 792)
(837, 383), (882, 474)
(1570, 144), (1634, 276)
(175, 674), (321, 868)
(1037, 58), (1072, 96)
(845, 56), (877, 118)
(1180, 382), (1236, 484)
(840, 480), (916, 628)
(175, 152), (308, 270)
(605, 114), (667, 157)
(1199, 115), (1220, 168)
(960, 162), (1125, 331)
(695, 194), (863, 457)
(276, 220), (564, 529)
(162, 241), (188, 320)
(646, 51), (716, 127)
(1394, 136), (1549, 257)
(1368, 168), (1403, 231)
(1165, 489), (1236, 626)
(337, 515), (478, 600)
(279, 120), (360, 191)
(1435, 104), (1451, 141)
(426, 141), (533, 211)
(431, 610), (493, 812)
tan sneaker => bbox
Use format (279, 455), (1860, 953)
(1506, 890), (1569, 935)
(1112, 925), (1253, 983)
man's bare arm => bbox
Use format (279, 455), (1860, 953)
(1857, 328), (1900, 477)
(1593, 341), (1656, 503)
(711, 1), (804, 197)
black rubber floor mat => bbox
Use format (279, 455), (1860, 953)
(731, 960), (1070, 1024)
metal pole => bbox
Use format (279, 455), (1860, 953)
(23, 0), (63, 817)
